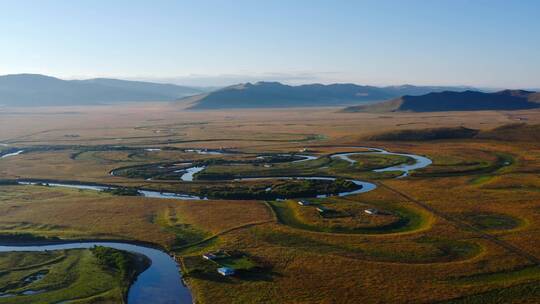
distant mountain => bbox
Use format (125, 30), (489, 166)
(342, 90), (540, 113)
(181, 81), (472, 109)
(0, 74), (206, 106)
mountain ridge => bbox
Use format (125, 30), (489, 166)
(0, 74), (206, 106)
(181, 81), (474, 109)
(342, 90), (540, 113)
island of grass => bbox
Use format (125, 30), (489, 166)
(0, 246), (149, 304)
(111, 151), (414, 182)
(413, 151), (514, 178)
(268, 197), (431, 234)
(338, 153), (415, 169)
(195, 153), (412, 180)
(197, 178), (358, 200)
(103, 187), (141, 196)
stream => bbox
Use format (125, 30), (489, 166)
(3, 146), (432, 303)
(0, 242), (191, 304)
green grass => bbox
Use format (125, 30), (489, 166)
(418, 152), (515, 178)
(116, 152), (409, 183)
(154, 207), (209, 250)
(197, 153), (409, 181)
(0, 248), (147, 304)
(267, 199), (428, 234)
(215, 256), (257, 270)
(459, 212), (521, 231)
(469, 153), (516, 185)
(347, 153), (415, 169)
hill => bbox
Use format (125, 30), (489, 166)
(476, 123), (540, 142)
(343, 90), (540, 113)
(182, 81), (471, 109)
(367, 126), (480, 141)
(367, 123), (540, 142)
(0, 74), (205, 106)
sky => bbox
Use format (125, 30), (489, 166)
(0, 0), (539, 88)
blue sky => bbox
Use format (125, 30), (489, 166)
(0, 0), (539, 88)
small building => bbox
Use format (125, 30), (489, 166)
(317, 206), (330, 213)
(297, 200), (311, 206)
(217, 267), (235, 276)
(202, 253), (217, 260)
(299, 148), (308, 152)
(364, 208), (379, 215)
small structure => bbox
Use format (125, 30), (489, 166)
(317, 206), (331, 213)
(202, 253), (217, 260)
(364, 208), (379, 215)
(299, 148), (308, 152)
(217, 267), (235, 276)
(297, 200), (311, 206)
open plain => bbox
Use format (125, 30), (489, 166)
(1, 103), (539, 303)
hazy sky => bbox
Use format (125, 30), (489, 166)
(1, 0), (539, 88)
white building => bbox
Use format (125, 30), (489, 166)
(202, 253), (217, 260)
(297, 200), (311, 206)
(217, 267), (235, 276)
(364, 208), (379, 215)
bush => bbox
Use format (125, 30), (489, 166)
(103, 187), (141, 196)
(91, 246), (132, 278)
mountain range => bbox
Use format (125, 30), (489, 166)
(3, 75), (537, 112)
(181, 81), (474, 109)
(342, 90), (540, 113)
(0, 74), (206, 106)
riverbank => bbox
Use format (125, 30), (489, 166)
(0, 240), (192, 304)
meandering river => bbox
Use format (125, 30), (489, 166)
(330, 147), (432, 178)
(0, 150), (24, 159)
(3, 146), (432, 303)
(0, 242), (192, 304)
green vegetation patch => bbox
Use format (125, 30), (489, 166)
(214, 255), (257, 271)
(103, 187), (141, 196)
(154, 208), (209, 250)
(197, 153), (409, 181)
(347, 153), (415, 170)
(0, 247), (148, 304)
(183, 251), (262, 282)
(459, 212), (521, 231)
(268, 199), (428, 234)
(198, 178), (357, 200)
(415, 152), (514, 178)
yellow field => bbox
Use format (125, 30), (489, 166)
(1, 103), (540, 303)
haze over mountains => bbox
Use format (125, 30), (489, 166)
(343, 90), (540, 113)
(2, 74), (537, 112)
(182, 81), (474, 109)
(0, 74), (206, 106)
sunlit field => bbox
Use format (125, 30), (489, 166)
(1, 104), (540, 303)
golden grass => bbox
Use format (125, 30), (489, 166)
(1, 104), (540, 303)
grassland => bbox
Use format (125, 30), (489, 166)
(267, 195), (431, 234)
(1, 104), (540, 303)
(0, 248), (147, 304)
